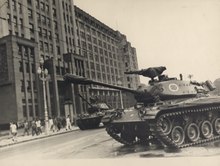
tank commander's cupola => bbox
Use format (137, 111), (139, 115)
(125, 66), (167, 81)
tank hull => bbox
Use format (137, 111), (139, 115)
(105, 96), (220, 149)
(76, 115), (104, 130)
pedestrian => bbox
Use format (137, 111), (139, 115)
(10, 122), (18, 142)
(31, 119), (37, 136)
(48, 117), (54, 132)
(66, 115), (72, 130)
(56, 117), (62, 131)
(23, 120), (30, 136)
(36, 119), (42, 135)
(53, 117), (58, 132)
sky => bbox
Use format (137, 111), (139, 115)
(74, 0), (220, 83)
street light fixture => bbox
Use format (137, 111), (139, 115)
(37, 57), (49, 135)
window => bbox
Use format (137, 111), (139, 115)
(23, 105), (27, 117)
(55, 33), (59, 42)
(18, 3), (22, 13)
(18, 44), (22, 54)
(88, 44), (92, 51)
(80, 31), (85, 39)
(19, 61), (23, 72)
(27, 0), (32, 5)
(7, 14), (11, 24)
(57, 46), (60, 54)
(37, 13), (40, 22)
(29, 23), (34, 33)
(39, 41), (43, 50)
(29, 105), (33, 117)
(13, 16), (17, 27)
(28, 9), (33, 18)
(19, 18), (23, 28)
(38, 27), (42, 36)
(47, 18), (50, 26)
(94, 46), (98, 53)
(49, 44), (53, 53)
(12, 0), (16, 11)
(44, 42), (49, 52)
(43, 29), (47, 38)
(52, 8), (56, 17)
(54, 21), (57, 29)
(36, 0), (39, 8)
(48, 31), (52, 39)
(26, 63), (30, 73)
(45, 5), (49, 12)
(42, 16), (46, 24)
(87, 34), (91, 42)
(40, 2), (45, 11)
(93, 37), (97, 44)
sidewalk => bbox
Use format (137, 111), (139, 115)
(0, 126), (79, 148)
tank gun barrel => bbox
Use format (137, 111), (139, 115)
(63, 74), (137, 94)
(124, 70), (144, 75)
(78, 93), (93, 107)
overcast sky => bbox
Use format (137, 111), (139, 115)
(74, 0), (220, 83)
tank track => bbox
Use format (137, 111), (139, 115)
(155, 104), (220, 149)
(106, 125), (136, 146)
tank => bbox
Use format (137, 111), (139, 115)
(64, 66), (220, 150)
(75, 93), (112, 130)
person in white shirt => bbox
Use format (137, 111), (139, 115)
(36, 119), (42, 135)
(10, 122), (17, 142)
(48, 117), (54, 132)
(66, 115), (71, 130)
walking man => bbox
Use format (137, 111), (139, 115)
(66, 115), (71, 130)
(23, 120), (30, 136)
(10, 122), (18, 142)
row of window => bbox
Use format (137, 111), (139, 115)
(76, 13), (117, 41)
(22, 98), (37, 104)
(9, 0), (22, 13)
(79, 30), (117, 50)
(80, 38), (117, 53)
(89, 64), (119, 76)
(19, 61), (35, 74)
(20, 79), (37, 92)
(62, 1), (72, 12)
(77, 21), (116, 44)
(18, 44), (35, 57)
(23, 104), (39, 118)
(89, 71), (119, 84)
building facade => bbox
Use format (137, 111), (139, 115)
(0, 0), (140, 127)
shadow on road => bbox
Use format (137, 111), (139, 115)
(113, 144), (165, 157)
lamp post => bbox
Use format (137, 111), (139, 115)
(37, 57), (49, 135)
(117, 80), (124, 109)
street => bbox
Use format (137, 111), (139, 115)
(1, 127), (220, 159)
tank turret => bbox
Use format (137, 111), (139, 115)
(124, 66), (166, 81)
(64, 66), (215, 105)
(64, 66), (220, 151)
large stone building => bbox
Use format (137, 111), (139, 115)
(0, 0), (140, 127)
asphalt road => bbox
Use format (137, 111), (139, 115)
(1, 127), (220, 159)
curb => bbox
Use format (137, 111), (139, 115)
(0, 128), (79, 148)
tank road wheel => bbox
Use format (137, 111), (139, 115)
(160, 117), (172, 135)
(200, 121), (213, 139)
(186, 123), (200, 142)
(171, 126), (185, 145)
(213, 118), (220, 135)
